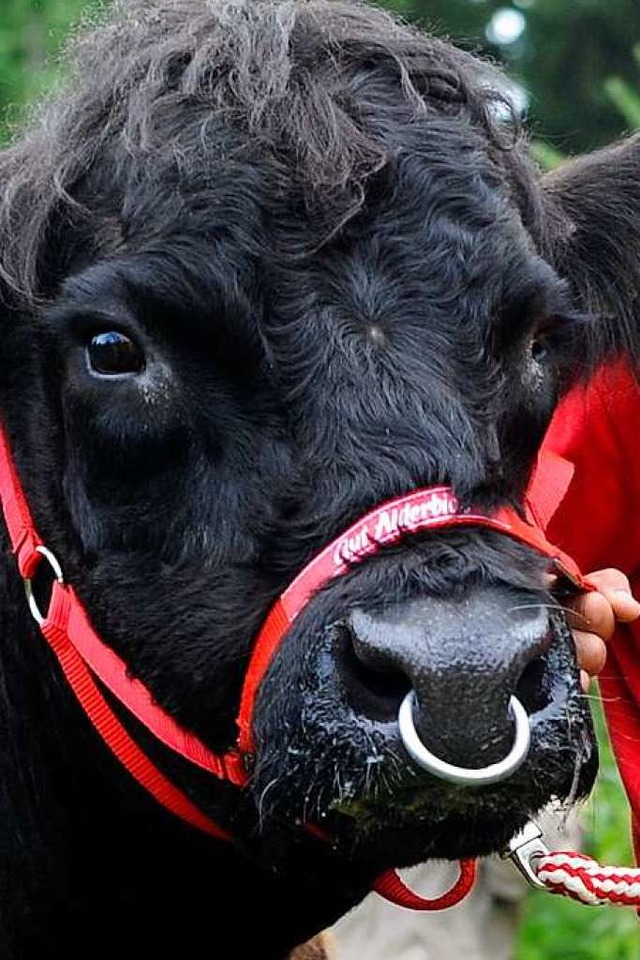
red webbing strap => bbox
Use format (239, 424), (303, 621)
(0, 426), (241, 837)
(42, 581), (231, 841)
(55, 581), (247, 786)
(306, 822), (479, 909)
(0, 429), (43, 579)
(373, 860), (478, 910)
(525, 449), (575, 531)
(0, 422), (594, 899)
(237, 599), (293, 755)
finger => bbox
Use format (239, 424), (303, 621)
(609, 590), (640, 622)
(583, 569), (640, 623)
(567, 590), (616, 641)
(573, 629), (608, 677)
(585, 568), (632, 593)
(580, 670), (592, 694)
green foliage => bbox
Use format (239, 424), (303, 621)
(604, 76), (640, 130)
(512, 0), (640, 153)
(535, 39), (640, 171)
(530, 140), (567, 172)
(0, 0), (105, 143)
(602, 44), (640, 131)
(384, 0), (640, 154)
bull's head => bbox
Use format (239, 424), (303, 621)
(0, 0), (636, 950)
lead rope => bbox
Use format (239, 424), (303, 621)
(506, 820), (640, 910)
(535, 852), (640, 907)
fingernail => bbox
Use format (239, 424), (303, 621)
(614, 589), (640, 603)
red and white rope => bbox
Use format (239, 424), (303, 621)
(535, 851), (640, 908)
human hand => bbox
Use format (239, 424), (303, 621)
(566, 569), (640, 692)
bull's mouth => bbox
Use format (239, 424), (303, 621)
(320, 719), (597, 868)
(327, 722), (597, 865)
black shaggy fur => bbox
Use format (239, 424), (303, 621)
(0, 1), (638, 957)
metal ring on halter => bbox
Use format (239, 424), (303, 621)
(398, 691), (531, 786)
(24, 545), (64, 626)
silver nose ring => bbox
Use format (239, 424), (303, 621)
(398, 691), (531, 786)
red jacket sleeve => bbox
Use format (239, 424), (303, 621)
(532, 361), (640, 862)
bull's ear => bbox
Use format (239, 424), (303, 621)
(541, 132), (640, 373)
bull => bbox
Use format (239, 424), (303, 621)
(0, 1), (637, 956)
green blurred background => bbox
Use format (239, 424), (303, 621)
(1, 1), (639, 956)
(3, 0), (640, 153)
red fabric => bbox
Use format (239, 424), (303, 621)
(532, 360), (640, 865)
(373, 860), (477, 910)
(42, 597), (232, 841)
(53, 580), (247, 786)
(0, 428), (44, 579)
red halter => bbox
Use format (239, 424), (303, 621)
(0, 424), (589, 901)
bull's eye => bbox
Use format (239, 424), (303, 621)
(531, 338), (547, 363)
(86, 331), (145, 376)
(530, 315), (563, 364)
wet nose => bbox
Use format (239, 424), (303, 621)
(345, 588), (552, 775)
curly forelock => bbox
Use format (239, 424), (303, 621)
(0, 0), (534, 307)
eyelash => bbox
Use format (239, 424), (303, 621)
(531, 311), (589, 354)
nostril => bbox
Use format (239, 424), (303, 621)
(336, 623), (412, 723)
(515, 653), (553, 715)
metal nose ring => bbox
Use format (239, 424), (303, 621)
(398, 691), (531, 786)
